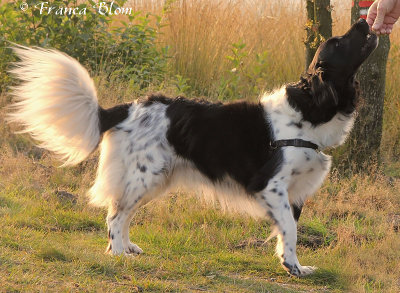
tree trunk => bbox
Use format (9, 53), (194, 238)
(305, 0), (332, 69)
(344, 1), (390, 170)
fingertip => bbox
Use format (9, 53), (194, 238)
(366, 18), (375, 26)
(372, 24), (380, 31)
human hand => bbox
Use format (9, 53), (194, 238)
(366, 0), (400, 34)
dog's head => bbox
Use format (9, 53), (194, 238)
(308, 18), (378, 85)
(288, 19), (378, 125)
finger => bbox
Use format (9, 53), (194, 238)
(382, 23), (393, 34)
(385, 23), (393, 34)
(381, 26), (390, 34)
(367, 13), (377, 26)
(372, 3), (388, 31)
(366, 2), (378, 26)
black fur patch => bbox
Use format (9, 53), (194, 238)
(99, 103), (131, 133)
(287, 121), (303, 129)
(140, 114), (150, 126)
(154, 96), (283, 194)
(143, 93), (174, 107)
(286, 32), (361, 127)
(286, 78), (359, 126)
(137, 162), (147, 173)
(292, 204), (303, 222)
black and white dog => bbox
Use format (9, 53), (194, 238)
(9, 19), (377, 276)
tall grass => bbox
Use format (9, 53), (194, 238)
(383, 29), (400, 161)
(128, 0), (399, 161)
(1, 1), (399, 291)
(1, 93), (399, 291)
(130, 0), (349, 95)
(161, 0), (305, 96)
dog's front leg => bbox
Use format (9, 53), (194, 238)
(257, 182), (316, 277)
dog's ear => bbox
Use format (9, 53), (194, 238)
(341, 76), (360, 114)
(309, 68), (338, 109)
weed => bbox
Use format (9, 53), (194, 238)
(0, 0), (168, 90)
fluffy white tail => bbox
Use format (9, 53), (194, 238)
(8, 46), (100, 166)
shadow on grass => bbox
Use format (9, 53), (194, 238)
(88, 262), (119, 277)
(37, 247), (68, 262)
(212, 273), (299, 293)
(301, 268), (345, 290)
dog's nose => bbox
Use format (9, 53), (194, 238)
(355, 18), (370, 35)
(357, 18), (367, 25)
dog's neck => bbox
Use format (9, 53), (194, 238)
(285, 74), (359, 127)
(261, 86), (356, 149)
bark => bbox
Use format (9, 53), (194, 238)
(305, 0), (332, 70)
(344, 1), (390, 170)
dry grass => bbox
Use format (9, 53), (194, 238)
(127, 0), (400, 161)
(305, 170), (400, 292)
(128, 0), (350, 93)
(1, 0), (400, 292)
(1, 110), (400, 292)
(383, 33), (400, 160)
(98, 1), (400, 290)
(161, 0), (305, 95)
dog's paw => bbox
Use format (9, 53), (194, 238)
(124, 243), (143, 255)
(282, 261), (317, 277)
(105, 242), (125, 256)
(297, 265), (317, 276)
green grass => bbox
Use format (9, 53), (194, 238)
(1, 1), (400, 291)
(0, 200), (341, 292)
(1, 135), (399, 292)
(0, 187), (335, 292)
(1, 74), (400, 292)
(0, 126), (351, 292)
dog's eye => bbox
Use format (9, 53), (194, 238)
(335, 41), (340, 47)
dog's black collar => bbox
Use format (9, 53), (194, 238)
(270, 139), (319, 151)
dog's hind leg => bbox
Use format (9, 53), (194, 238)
(105, 157), (170, 256)
(106, 186), (157, 255)
(105, 204), (130, 255)
(257, 179), (316, 277)
(106, 197), (144, 256)
(291, 203), (303, 223)
(122, 209), (143, 255)
(120, 183), (168, 255)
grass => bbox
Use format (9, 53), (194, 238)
(1, 0), (400, 292)
(1, 94), (400, 292)
(0, 148), (330, 292)
(133, 0), (400, 159)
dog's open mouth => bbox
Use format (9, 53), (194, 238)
(362, 31), (378, 55)
(366, 31), (378, 42)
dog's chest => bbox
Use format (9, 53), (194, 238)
(269, 107), (354, 149)
(269, 110), (306, 140)
(279, 147), (331, 204)
(263, 89), (355, 149)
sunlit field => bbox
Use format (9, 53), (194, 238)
(1, 0), (399, 292)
